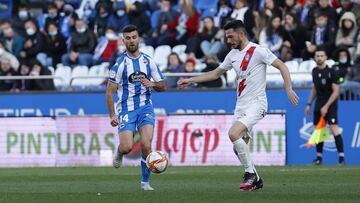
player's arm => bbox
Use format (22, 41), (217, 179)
(305, 85), (317, 116)
(271, 59), (299, 105)
(321, 83), (339, 116)
(177, 67), (226, 89)
(141, 79), (166, 92)
(106, 81), (119, 127)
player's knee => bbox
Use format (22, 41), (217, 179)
(141, 142), (151, 152)
(228, 129), (240, 142)
(119, 144), (132, 154)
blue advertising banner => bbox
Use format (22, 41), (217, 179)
(0, 90), (358, 165)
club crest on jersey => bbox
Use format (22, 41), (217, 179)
(129, 71), (147, 83)
(109, 70), (116, 78)
(245, 53), (250, 61)
(321, 78), (327, 85)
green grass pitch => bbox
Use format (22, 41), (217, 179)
(0, 166), (359, 203)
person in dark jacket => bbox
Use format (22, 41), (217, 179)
(61, 18), (96, 67)
(0, 57), (17, 91)
(44, 22), (67, 67)
(25, 60), (55, 91)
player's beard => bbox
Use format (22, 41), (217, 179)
(126, 43), (139, 53)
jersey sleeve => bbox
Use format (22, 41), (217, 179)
(258, 46), (278, 65)
(330, 68), (340, 85)
(108, 62), (121, 84)
(149, 58), (164, 82)
(219, 51), (233, 71)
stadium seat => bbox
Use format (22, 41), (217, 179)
(154, 45), (171, 68)
(71, 65), (89, 86)
(140, 45), (155, 58)
(54, 65), (72, 87)
(172, 44), (187, 63)
(48, 66), (55, 75)
(87, 65), (107, 86)
(285, 60), (299, 73)
(298, 60), (316, 73)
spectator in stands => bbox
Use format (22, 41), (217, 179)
(0, 57), (17, 91)
(24, 60), (55, 91)
(335, 12), (358, 50)
(159, 0), (200, 46)
(299, 0), (317, 34)
(148, 0), (178, 47)
(43, 4), (62, 31)
(93, 27), (118, 65)
(302, 11), (336, 60)
(126, 0), (151, 38)
(332, 48), (352, 85)
(164, 52), (184, 89)
(259, 15), (284, 58)
(214, 0), (232, 28)
(337, 0), (354, 17)
(94, 4), (111, 37)
(10, 4), (33, 38)
(283, 0), (301, 16)
(230, 0), (255, 40)
(198, 55), (225, 88)
(351, 0), (360, 25)
(253, 0), (282, 41)
(315, 0), (339, 27)
(107, 2), (129, 33)
(186, 17), (223, 59)
(60, 4), (78, 38)
(54, 0), (65, 15)
(61, 18), (96, 67)
(281, 12), (306, 61)
(20, 19), (47, 66)
(16, 62), (31, 91)
(44, 22), (67, 67)
(180, 57), (197, 88)
(0, 41), (19, 71)
(1, 23), (24, 58)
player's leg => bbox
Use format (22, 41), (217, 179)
(229, 120), (263, 192)
(137, 104), (156, 190)
(327, 105), (345, 165)
(113, 112), (136, 168)
(139, 125), (154, 190)
(313, 111), (323, 165)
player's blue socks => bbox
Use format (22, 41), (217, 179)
(141, 154), (150, 182)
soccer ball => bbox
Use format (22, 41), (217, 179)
(146, 151), (168, 174)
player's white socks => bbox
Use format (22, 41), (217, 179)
(233, 138), (256, 174)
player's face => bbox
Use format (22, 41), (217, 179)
(123, 31), (139, 53)
(315, 51), (327, 65)
(225, 28), (242, 49)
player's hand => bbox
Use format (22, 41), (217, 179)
(320, 106), (328, 117)
(286, 89), (299, 106)
(140, 78), (154, 88)
(110, 115), (119, 127)
(305, 105), (311, 116)
(177, 78), (191, 89)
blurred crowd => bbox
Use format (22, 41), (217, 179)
(0, 0), (360, 92)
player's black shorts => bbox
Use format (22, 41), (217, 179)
(313, 105), (338, 125)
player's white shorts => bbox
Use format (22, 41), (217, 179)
(233, 99), (267, 137)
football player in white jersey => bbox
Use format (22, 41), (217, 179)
(106, 25), (166, 190)
(178, 20), (299, 191)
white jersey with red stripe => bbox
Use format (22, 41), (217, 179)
(219, 42), (278, 108)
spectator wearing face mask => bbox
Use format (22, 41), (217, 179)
(0, 23), (24, 58)
(332, 48), (352, 84)
(61, 18), (96, 67)
(10, 4), (34, 38)
(108, 2), (130, 33)
(20, 19), (47, 67)
(44, 22), (67, 67)
(24, 60), (55, 91)
(43, 4), (62, 31)
(93, 4), (111, 37)
(93, 27), (119, 65)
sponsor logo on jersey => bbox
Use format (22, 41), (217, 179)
(128, 71), (147, 83)
(109, 70), (116, 78)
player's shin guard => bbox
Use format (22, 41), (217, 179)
(233, 138), (256, 174)
(141, 154), (151, 183)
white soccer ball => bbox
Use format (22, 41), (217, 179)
(146, 151), (168, 174)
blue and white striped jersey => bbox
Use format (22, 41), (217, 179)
(108, 51), (164, 113)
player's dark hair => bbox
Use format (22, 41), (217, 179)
(315, 47), (327, 55)
(223, 20), (245, 31)
(122, 24), (138, 34)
